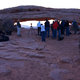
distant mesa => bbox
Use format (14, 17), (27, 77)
(0, 5), (80, 23)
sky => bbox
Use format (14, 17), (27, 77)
(0, 0), (80, 10)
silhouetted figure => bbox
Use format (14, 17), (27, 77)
(61, 20), (65, 35)
(57, 21), (62, 40)
(45, 19), (50, 37)
(72, 20), (78, 34)
(65, 20), (70, 36)
(51, 21), (54, 37)
(17, 20), (21, 36)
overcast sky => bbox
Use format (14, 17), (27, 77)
(0, 0), (80, 10)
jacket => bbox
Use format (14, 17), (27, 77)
(45, 20), (50, 28)
(53, 21), (59, 29)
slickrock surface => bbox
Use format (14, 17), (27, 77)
(0, 6), (80, 23)
(0, 28), (80, 80)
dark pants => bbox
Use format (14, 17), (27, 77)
(66, 27), (70, 36)
(61, 27), (65, 35)
(73, 28), (77, 34)
(52, 29), (57, 39)
(41, 31), (46, 42)
(45, 27), (50, 37)
(58, 29), (61, 38)
(38, 27), (41, 35)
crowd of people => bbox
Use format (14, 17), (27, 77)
(16, 19), (79, 42)
(0, 19), (79, 42)
(37, 19), (79, 42)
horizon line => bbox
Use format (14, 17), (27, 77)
(0, 5), (80, 10)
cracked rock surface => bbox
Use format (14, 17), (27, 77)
(0, 29), (79, 80)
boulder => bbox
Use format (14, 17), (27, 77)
(0, 35), (9, 42)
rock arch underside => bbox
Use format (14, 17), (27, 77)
(0, 6), (80, 24)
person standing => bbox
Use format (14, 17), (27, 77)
(57, 21), (61, 40)
(41, 24), (46, 42)
(51, 21), (54, 37)
(17, 20), (21, 36)
(52, 20), (59, 39)
(65, 20), (70, 36)
(45, 19), (50, 37)
(29, 23), (34, 35)
(37, 21), (41, 36)
(72, 20), (78, 34)
(61, 20), (65, 35)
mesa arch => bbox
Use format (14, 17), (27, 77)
(0, 5), (80, 24)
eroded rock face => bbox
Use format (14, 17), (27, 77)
(0, 6), (80, 23)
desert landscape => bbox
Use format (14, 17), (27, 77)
(0, 5), (80, 80)
(0, 28), (80, 80)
